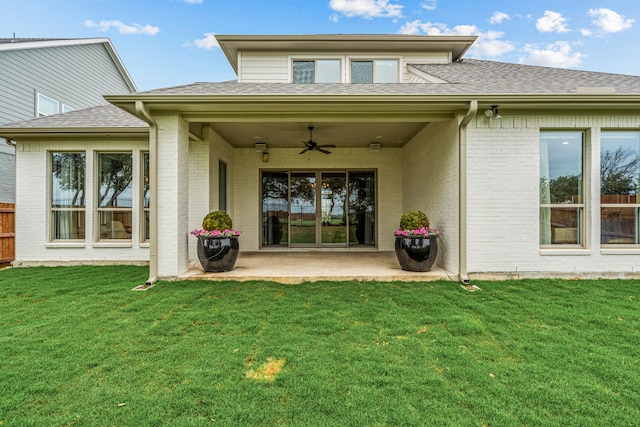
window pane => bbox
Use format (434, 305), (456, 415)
(98, 153), (133, 208)
(374, 60), (398, 83)
(52, 211), (85, 240)
(262, 171), (289, 246)
(601, 207), (639, 244)
(99, 211), (132, 240)
(316, 60), (340, 83)
(62, 104), (74, 113)
(219, 160), (227, 211)
(143, 152), (150, 208)
(600, 132), (640, 202)
(540, 132), (583, 204)
(348, 171), (375, 245)
(540, 207), (582, 245)
(351, 61), (373, 84)
(38, 93), (58, 117)
(52, 153), (85, 208)
(293, 61), (314, 83)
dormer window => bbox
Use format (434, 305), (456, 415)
(351, 60), (399, 83)
(293, 60), (341, 83)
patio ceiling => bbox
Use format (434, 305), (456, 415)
(206, 121), (429, 149)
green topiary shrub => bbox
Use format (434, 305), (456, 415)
(202, 211), (233, 231)
(399, 210), (430, 230)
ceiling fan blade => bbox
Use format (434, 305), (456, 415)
(317, 147), (331, 154)
(299, 148), (310, 154)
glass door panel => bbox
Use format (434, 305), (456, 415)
(262, 171), (289, 246)
(290, 172), (316, 246)
(321, 172), (347, 246)
(348, 171), (375, 246)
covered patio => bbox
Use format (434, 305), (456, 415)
(180, 251), (454, 284)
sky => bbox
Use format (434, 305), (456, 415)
(2, 0), (640, 91)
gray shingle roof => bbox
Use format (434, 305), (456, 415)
(3, 59), (640, 132)
(0, 38), (70, 44)
(137, 59), (640, 96)
(1, 104), (147, 129)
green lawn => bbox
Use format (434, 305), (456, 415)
(1, 266), (639, 426)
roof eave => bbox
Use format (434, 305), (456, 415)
(0, 127), (148, 140)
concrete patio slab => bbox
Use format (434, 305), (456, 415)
(180, 251), (457, 284)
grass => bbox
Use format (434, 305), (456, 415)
(0, 266), (639, 426)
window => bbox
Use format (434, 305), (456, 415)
(540, 132), (584, 246)
(293, 60), (341, 83)
(38, 93), (59, 117)
(600, 131), (640, 245)
(62, 104), (74, 113)
(219, 160), (227, 211)
(351, 60), (398, 83)
(97, 153), (133, 240)
(142, 152), (150, 242)
(51, 152), (85, 240)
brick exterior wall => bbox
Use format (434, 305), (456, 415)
(466, 112), (640, 277)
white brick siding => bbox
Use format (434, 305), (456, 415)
(466, 112), (640, 276)
(14, 137), (149, 265)
(403, 120), (460, 273)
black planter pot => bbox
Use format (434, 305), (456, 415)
(394, 235), (438, 272)
(197, 236), (239, 272)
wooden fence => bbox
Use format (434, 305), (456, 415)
(0, 203), (15, 264)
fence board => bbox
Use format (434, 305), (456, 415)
(0, 203), (15, 264)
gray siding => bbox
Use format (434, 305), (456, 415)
(0, 145), (15, 203)
(0, 43), (134, 125)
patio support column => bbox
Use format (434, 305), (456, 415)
(155, 114), (190, 278)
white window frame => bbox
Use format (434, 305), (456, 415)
(600, 130), (640, 247)
(49, 151), (86, 242)
(347, 57), (401, 83)
(289, 55), (345, 83)
(96, 151), (134, 242)
(37, 93), (59, 117)
(539, 130), (587, 248)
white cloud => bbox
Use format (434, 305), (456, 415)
(398, 21), (514, 58)
(489, 11), (510, 25)
(84, 19), (159, 35)
(189, 33), (219, 50)
(519, 41), (586, 68)
(580, 28), (593, 37)
(536, 11), (569, 33)
(182, 0), (203, 3)
(329, 14), (340, 22)
(588, 8), (634, 33)
(421, 1), (436, 11)
(329, 0), (403, 19)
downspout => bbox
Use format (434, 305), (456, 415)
(458, 100), (477, 285)
(135, 101), (158, 286)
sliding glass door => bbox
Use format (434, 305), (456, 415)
(261, 170), (375, 248)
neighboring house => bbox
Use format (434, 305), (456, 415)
(2, 34), (640, 282)
(0, 37), (137, 203)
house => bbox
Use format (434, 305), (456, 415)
(2, 34), (640, 282)
(0, 37), (137, 203)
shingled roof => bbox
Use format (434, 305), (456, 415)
(135, 59), (640, 96)
(3, 59), (640, 132)
(0, 104), (147, 129)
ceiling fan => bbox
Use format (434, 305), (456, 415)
(299, 126), (335, 155)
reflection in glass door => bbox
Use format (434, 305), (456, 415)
(321, 172), (347, 245)
(290, 172), (316, 246)
(261, 170), (375, 248)
(348, 172), (375, 246)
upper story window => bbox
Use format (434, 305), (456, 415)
(293, 60), (341, 83)
(351, 60), (399, 83)
(540, 131), (585, 247)
(37, 93), (74, 117)
(38, 93), (59, 117)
